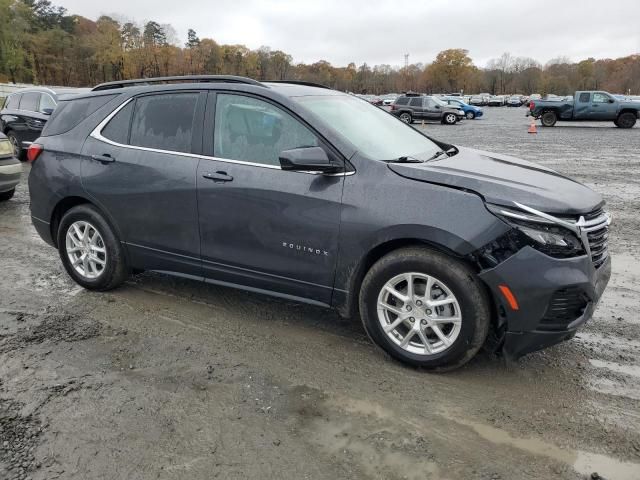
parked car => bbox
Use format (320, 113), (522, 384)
(27, 75), (611, 370)
(443, 97), (483, 119)
(507, 95), (523, 107)
(469, 95), (486, 106)
(529, 90), (640, 128)
(390, 94), (465, 124)
(0, 132), (21, 201)
(488, 95), (505, 107)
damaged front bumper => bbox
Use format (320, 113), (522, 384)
(479, 246), (611, 359)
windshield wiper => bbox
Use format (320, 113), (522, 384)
(425, 150), (449, 162)
(385, 156), (423, 163)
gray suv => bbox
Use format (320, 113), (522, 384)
(390, 95), (465, 124)
(27, 75), (611, 370)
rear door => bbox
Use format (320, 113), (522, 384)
(408, 97), (425, 119)
(196, 92), (345, 304)
(81, 91), (206, 277)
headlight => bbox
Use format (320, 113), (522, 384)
(486, 204), (585, 258)
(0, 139), (14, 157)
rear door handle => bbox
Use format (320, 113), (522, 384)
(91, 154), (115, 163)
(203, 171), (233, 183)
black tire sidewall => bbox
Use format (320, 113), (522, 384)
(617, 113), (636, 129)
(0, 188), (15, 201)
(541, 111), (557, 127)
(57, 205), (127, 290)
(400, 113), (412, 124)
(360, 248), (490, 370)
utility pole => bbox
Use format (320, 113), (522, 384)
(403, 53), (410, 92)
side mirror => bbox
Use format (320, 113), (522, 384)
(609, 99), (615, 104)
(41, 108), (54, 115)
(279, 147), (340, 173)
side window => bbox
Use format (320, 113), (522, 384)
(593, 93), (611, 104)
(5, 94), (21, 109)
(424, 98), (435, 108)
(39, 94), (56, 113)
(214, 94), (319, 167)
(579, 92), (590, 103)
(130, 93), (199, 154)
(395, 97), (409, 106)
(409, 97), (423, 107)
(19, 92), (40, 112)
(101, 101), (134, 144)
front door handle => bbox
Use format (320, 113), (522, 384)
(203, 171), (233, 183)
(91, 154), (115, 163)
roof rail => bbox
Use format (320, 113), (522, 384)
(92, 75), (265, 91)
(266, 80), (332, 90)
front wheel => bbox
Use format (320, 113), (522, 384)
(443, 113), (458, 125)
(540, 111), (557, 127)
(616, 112), (636, 129)
(465, 111), (476, 120)
(359, 247), (491, 371)
(57, 204), (129, 291)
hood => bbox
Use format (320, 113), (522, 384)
(387, 146), (603, 215)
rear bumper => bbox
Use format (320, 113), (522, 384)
(479, 246), (611, 358)
(0, 156), (22, 192)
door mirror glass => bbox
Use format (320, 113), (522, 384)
(41, 108), (54, 115)
(279, 146), (338, 173)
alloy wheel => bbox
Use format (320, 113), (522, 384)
(376, 272), (462, 356)
(446, 114), (457, 124)
(400, 113), (411, 123)
(9, 135), (20, 156)
(65, 221), (107, 279)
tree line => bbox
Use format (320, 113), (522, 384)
(1, 0), (638, 95)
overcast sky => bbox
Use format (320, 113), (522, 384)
(56, 0), (639, 68)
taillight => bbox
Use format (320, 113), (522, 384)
(27, 143), (44, 162)
(529, 101), (535, 111)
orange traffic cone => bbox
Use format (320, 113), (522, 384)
(528, 117), (537, 134)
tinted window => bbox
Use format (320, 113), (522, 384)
(409, 97), (423, 107)
(20, 92), (40, 112)
(214, 94), (319, 167)
(102, 101), (134, 144)
(5, 94), (21, 109)
(395, 97), (409, 106)
(593, 93), (611, 103)
(39, 93), (56, 113)
(579, 93), (590, 102)
(42, 94), (116, 136)
(130, 93), (198, 154)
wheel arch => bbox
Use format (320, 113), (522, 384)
(50, 195), (124, 250)
(335, 236), (481, 319)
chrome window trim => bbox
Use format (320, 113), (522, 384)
(90, 97), (354, 177)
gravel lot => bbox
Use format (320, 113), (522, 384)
(1, 107), (639, 480)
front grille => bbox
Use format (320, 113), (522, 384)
(580, 209), (610, 269)
(540, 287), (589, 331)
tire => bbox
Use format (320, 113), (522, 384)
(399, 112), (412, 124)
(465, 111), (476, 120)
(616, 112), (636, 129)
(359, 247), (491, 371)
(443, 113), (458, 125)
(0, 188), (15, 201)
(6, 131), (23, 160)
(57, 204), (128, 291)
(540, 111), (557, 127)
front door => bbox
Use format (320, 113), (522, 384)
(423, 98), (443, 120)
(196, 92), (344, 304)
(81, 91), (206, 277)
(589, 92), (617, 120)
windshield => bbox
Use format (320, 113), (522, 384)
(295, 95), (440, 161)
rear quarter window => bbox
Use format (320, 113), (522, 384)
(42, 94), (116, 137)
(579, 93), (590, 102)
(4, 94), (21, 109)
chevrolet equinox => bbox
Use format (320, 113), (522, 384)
(27, 75), (612, 370)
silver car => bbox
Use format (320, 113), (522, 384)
(0, 132), (21, 201)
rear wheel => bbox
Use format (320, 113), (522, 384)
(6, 132), (23, 160)
(540, 111), (557, 127)
(57, 204), (129, 291)
(465, 111), (476, 120)
(616, 112), (636, 129)
(399, 112), (412, 124)
(359, 247), (490, 371)
(0, 188), (15, 201)
(443, 113), (458, 125)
